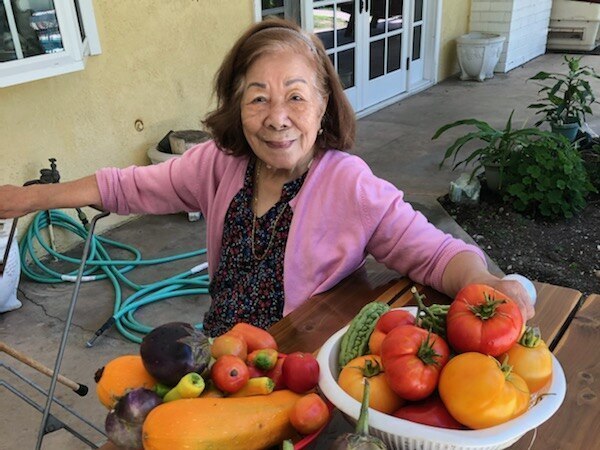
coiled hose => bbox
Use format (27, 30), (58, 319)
(19, 210), (210, 344)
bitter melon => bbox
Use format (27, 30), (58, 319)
(338, 301), (390, 368)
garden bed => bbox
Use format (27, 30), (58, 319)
(439, 188), (600, 297)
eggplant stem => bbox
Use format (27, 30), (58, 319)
(356, 378), (372, 436)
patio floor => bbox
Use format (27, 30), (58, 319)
(1, 52), (598, 450)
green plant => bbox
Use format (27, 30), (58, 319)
(528, 56), (600, 127)
(502, 134), (596, 219)
(434, 112), (548, 187)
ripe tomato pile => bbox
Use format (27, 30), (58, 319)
(337, 284), (554, 430)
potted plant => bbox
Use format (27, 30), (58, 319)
(433, 112), (548, 191)
(527, 55), (600, 141)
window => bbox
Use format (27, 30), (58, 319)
(0, 0), (101, 87)
(255, 0), (301, 24)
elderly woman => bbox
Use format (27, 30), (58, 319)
(0, 19), (534, 336)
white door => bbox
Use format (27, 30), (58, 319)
(361, 0), (408, 109)
(305, 0), (432, 112)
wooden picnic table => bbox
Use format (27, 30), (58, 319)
(100, 261), (597, 450)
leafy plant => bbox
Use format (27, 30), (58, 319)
(528, 55), (600, 127)
(434, 111), (548, 186)
(502, 134), (596, 219)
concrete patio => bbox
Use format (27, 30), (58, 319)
(0, 51), (598, 450)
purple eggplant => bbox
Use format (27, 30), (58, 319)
(105, 388), (162, 449)
(140, 322), (210, 386)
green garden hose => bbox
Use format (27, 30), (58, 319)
(19, 210), (210, 344)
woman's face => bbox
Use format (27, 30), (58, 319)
(241, 50), (327, 178)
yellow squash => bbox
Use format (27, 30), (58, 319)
(142, 389), (301, 450)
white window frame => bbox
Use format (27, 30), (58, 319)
(1, 0), (101, 88)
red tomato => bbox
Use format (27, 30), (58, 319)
(210, 355), (249, 393)
(392, 395), (465, 429)
(369, 309), (415, 355)
(265, 353), (287, 390)
(289, 393), (331, 435)
(380, 325), (450, 401)
(376, 309), (416, 333)
(446, 284), (523, 356)
(282, 352), (320, 393)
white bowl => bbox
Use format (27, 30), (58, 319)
(317, 310), (566, 450)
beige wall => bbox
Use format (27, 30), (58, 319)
(438, 0), (471, 81)
(0, 0), (253, 236)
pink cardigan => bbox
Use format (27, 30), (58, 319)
(96, 141), (485, 315)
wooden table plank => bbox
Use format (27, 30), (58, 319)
(269, 262), (410, 354)
(531, 282), (582, 349)
(511, 294), (599, 450)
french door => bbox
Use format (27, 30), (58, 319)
(305, 0), (429, 112)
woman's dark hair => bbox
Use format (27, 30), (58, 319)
(203, 18), (356, 157)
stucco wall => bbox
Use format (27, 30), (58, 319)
(438, 0), (471, 81)
(0, 0), (253, 237)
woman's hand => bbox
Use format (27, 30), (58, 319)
(442, 252), (535, 322)
(483, 277), (535, 321)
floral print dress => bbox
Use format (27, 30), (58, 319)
(202, 159), (307, 337)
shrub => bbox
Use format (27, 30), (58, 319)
(502, 135), (596, 219)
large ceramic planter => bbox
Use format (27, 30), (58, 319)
(456, 32), (506, 82)
(551, 122), (579, 142)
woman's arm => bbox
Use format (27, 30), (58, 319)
(441, 251), (535, 320)
(0, 175), (102, 219)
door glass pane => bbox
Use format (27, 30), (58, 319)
(1, 0), (61, 62)
(261, 0), (300, 23)
(337, 1), (355, 46)
(369, 38), (384, 79)
(414, 0), (423, 22)
(262, 0), (284, 8)
(338, 48), (355, 88)
(388, 0), (403, 31)
(369, 0), (385, 37)
(412, 24), (422, 60)
(314, 5), (335, 50)
(387, 33), (401, 73)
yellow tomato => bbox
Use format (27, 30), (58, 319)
(501, 327), (553, 393)
(438, 352), (530, 429)
(338, 355), (403, 414)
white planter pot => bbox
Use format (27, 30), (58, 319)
(456, 32), (506, 82)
